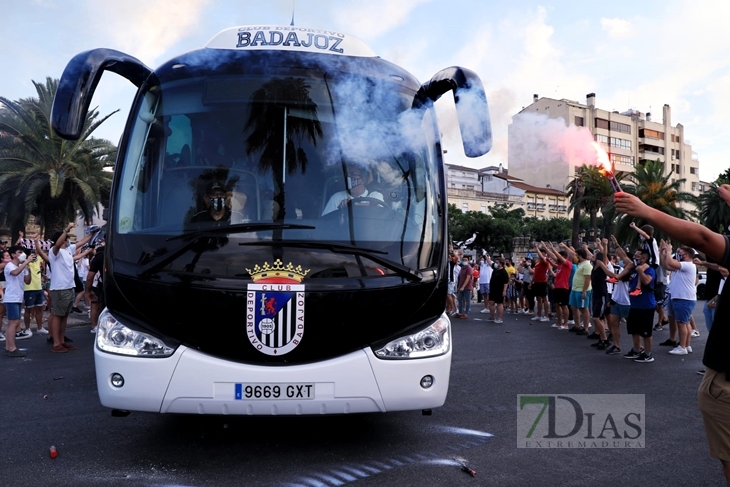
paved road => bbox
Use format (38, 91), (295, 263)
(0, 303), (724, 486)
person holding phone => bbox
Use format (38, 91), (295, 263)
(4, 246), (35, 357)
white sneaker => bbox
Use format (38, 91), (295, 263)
(36, 327), (49, 334)
(90, 326), (98, 334)
(494, 319), (504, 324)
(558, 326), (568, 330)
(669, 346), (688, 355)
(517, 309), (525, 314)
(567, 320), (575, 325)
(551, 323), (559, 328)
(687, 346), (693, 353)
(691, 330), (700, 337)
(540, 317), (549, 322)
(0, 332), (5, 342)
(530, 315), (541, 321)
(480, 309), (489, 314)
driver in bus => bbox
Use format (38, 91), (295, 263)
(190, 181), (246, 225)
(321, 164), (384, 216)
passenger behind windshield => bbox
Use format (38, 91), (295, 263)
(190, 181), (247, 226)
(321, 164), (384, 215)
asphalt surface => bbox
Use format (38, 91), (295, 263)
(0, 303), (724, 487)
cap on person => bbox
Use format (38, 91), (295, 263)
(207, 181), (224, 194)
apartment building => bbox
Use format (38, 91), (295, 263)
(445, 164), (569, 219)
(508, 93), (701, 206)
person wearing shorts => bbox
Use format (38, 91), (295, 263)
(624, 249), (656, 363)
(43, 224), (94, 353)
(569, 248), (593, 335)
(546, 244), (572, 329)
(446, 253), (459, 316)
(4, 246), (34, 357)
(662, 245), (697, 356)
(23, 248), (47, 335)
(531, 242), (550, 321)
(488, 258), (509, 323)
(478, 254), (492, 314)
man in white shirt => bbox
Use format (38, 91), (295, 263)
(661, 243), (697, 355)
(322, 165), (384, 216)
(47, 223), (94, 353)
(478, 253), (493, 313)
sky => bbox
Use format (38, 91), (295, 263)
(3, 0), (730, 181)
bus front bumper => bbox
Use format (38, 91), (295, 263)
(94, 345), (451, 415)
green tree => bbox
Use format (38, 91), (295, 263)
(700, 183), (730, 234)
(567, 165), (626, 246)
(0, 78), (116, 237)
(523, 217), (573, 243)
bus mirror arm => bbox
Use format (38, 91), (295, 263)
(414, 67), (492, 158)
(52, 48), (152, 140)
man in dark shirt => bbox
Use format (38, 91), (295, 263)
(616, 186), (730, 482)
(488, 258), (510, 324)
(190, 181), (244, 226)
(589, 244), (610, 350)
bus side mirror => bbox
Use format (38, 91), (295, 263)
(52, 48), (152, 140)
(415, 67), (492, 158)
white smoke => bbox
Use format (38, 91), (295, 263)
(324, 71), (491, 169)
(509, 112), (599, 182)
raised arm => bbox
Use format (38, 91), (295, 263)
(629, 221), (649, 240)
(616, 190), (726, 263)
(33, 236), (49, 264)
(659, 240), (681, 271)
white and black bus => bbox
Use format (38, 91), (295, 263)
(51, 25), (492, 415)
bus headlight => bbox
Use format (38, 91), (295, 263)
(373, 314), (451, 359)
(96, 308), (176, 357)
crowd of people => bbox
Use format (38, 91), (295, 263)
(447, 221), (719, 365)
(0, 224), (105, 357)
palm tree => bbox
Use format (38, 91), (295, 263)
(566, 174), (584, 248)
(0, 77), (116, 237)
(243, 77), (323, 221)
(700, 182), (730, 234)
(614, 159), (697, 244)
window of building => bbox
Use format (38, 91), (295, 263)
(610, 121), (632, 134)
(692, 182), (697, 191)
(640, 144), (664, 155)
(690, 167), (697, 175)
(575, 116), (584, 127)
(699, 184), (705, 191)
(481, 204), (487, 214)
(610, 154), (634, 166)
(609, 137), (631, 150)
(595, 118), (609, 130)
(462, 203), (469, 212)
(640, 128), (664, 139)
(595, 134), (609, 145)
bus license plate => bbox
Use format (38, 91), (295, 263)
(234, 383), (314, 400)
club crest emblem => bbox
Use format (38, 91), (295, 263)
(246, 259), (309, 355)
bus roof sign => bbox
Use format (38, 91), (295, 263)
(205, 25), (378, 57)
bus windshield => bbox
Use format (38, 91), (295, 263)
(114, 69), (442, 273)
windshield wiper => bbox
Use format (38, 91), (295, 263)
(137, 224), (315, 278)
(239, 240), (422, 282)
